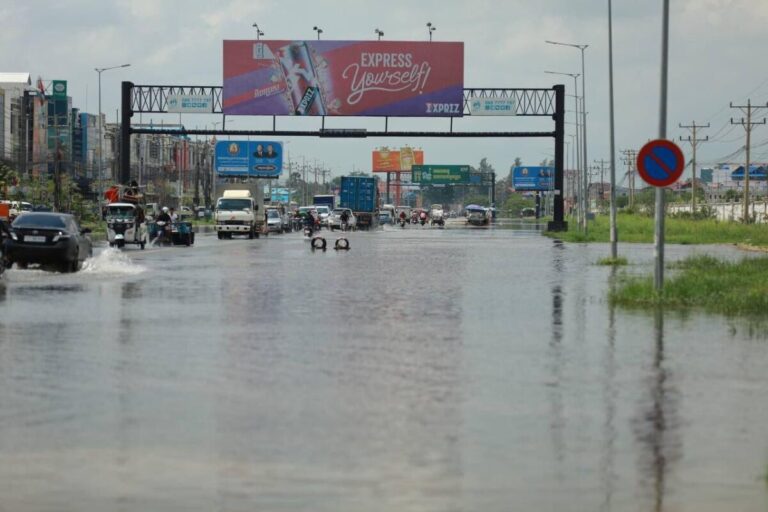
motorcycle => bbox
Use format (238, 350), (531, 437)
(153, 220), (171, 245)
(399, 218), (407, 228)
(419, 214), (427, 226)
(303, 224), (314, 238)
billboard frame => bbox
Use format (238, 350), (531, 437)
(121, 83), (567, 231)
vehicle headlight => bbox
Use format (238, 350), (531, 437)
(9, 231), (18, 240)
(52, 231), (70, 242)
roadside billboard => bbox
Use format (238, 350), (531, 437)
(167, 94), (213, 113)
(412, 165), (470, 185)
(215, 140), (283, 177)
(223, 40), (464, 117)
(512, 166), (553, 191)
(372, 147), (424, 172)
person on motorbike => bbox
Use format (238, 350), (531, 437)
(399, 210), (407, 226)
(155, 207), (172, 242)
(419, 210), (428, 224)
(340, 209), (350, 231)
(303, 211), (315, 235)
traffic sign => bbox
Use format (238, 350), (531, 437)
(636, 139), (685, 187)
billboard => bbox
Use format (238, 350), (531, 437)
(215, 140), (283, 177)
(52, 80), (67, 99)
(512, 166), (553, 191)
(468, 97), (515, 116)
(223, 40), (464, 117)
(372, 147), (424, 172)
(167, 94), (213, 113)
(412, 165), (470, 185)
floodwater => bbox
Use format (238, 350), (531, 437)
(1, 222), (767, 512)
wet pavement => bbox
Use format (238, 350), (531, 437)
(1, 223), (767, 511)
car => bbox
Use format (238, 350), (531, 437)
(265, 208), (283, 233)
(4, 212), (93, 272)
(313, 205), (331, 227)
(329, 208), (356, 230)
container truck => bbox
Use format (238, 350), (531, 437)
(339, 176), (378, 230)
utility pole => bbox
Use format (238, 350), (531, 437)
(678, 122), (709, 215)
(620, 149), (637, 208)
(594, 158), (609, 206)
(730, 100), (767, 223)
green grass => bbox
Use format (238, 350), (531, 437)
(596, 256), (628, 266)
(547, 213), (768, 247)
(610, 255), (768, 316)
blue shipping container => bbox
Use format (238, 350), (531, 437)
(340, 176), (376, 212)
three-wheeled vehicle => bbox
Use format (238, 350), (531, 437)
(106, 203), (148, 249)
(148, 215), (195, 246)
(170, 213), (195, 246)
(465, 204), (491, 226)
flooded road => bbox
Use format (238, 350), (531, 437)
(1, 224), (767, 511)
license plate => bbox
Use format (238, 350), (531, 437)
(25, 235), (46, 243)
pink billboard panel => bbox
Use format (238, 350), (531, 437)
(223, 40), (464, 117)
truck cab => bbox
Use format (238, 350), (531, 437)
(214, 190), (259, 239)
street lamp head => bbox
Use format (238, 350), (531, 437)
(427, 22), (432, 27)
(121, 64), (130, 68)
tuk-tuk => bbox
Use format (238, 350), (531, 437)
(170, 212), (195, 246)
(106, 203), (148, 249)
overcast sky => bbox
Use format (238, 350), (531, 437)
(3, 0), (768, 181)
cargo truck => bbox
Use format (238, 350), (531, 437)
(340, 176), (378, 230)
(214, 189), (264, 239)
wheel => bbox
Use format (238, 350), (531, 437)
(185, 235), (191, 246)
(108, 242), (114, 248)
(248, 228), (255, 240)
(254, 232), (260, 239)
(16, 261), (27, 269)
(190, 233), (195, 245)
(140, 241), (145, 250)
(217, 231), (224, 240)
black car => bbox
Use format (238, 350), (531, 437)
(4, 212), (93, 272)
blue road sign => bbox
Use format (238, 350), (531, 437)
(637, 139), (684, 187)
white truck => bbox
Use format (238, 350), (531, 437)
(214, 189), (263, 239)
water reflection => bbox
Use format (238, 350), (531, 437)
(633, 308), (681, 512)
(548, 240), (566, 476)
(600, 268), (618, 512)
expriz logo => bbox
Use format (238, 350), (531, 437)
(426, 103), (461, 114)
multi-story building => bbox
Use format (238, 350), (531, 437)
(0, 72), (31, 163)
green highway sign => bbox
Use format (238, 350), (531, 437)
(411, 165), (470, 185)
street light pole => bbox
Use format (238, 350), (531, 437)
(545, 70), (582, 229)
(608, 0), (618, 259)
(95, 63), (130, 197)
(546, 40), (589, 232)
(427, 22), (436, 42)
(313, 26), (323, 40)
(375, 28), (384, 41)
(252, 23), (264, 40)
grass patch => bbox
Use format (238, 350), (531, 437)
(597, 256), (628, 266)
(546, 213), (768, 247)
(610, 255), (768, 316)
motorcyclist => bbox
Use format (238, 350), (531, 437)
(419, 210), (428, 224)
(303, 210), (315, 235)
(340, 209), (350, 231)
(155, 207), (172, 242)
(399, 210), (407, 226)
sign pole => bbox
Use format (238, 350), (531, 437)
(655, 0), (670, 292)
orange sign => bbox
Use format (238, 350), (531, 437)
(372, 148), (424, 172)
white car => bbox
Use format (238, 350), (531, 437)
(329, 208), (356, 230)
(314, 205), (331, 227)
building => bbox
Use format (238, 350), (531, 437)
(0, 72), (31, 162)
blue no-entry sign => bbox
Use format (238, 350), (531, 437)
(636, 139), (685, 187)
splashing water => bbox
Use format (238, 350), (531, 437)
(80, 248), (146, 276)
